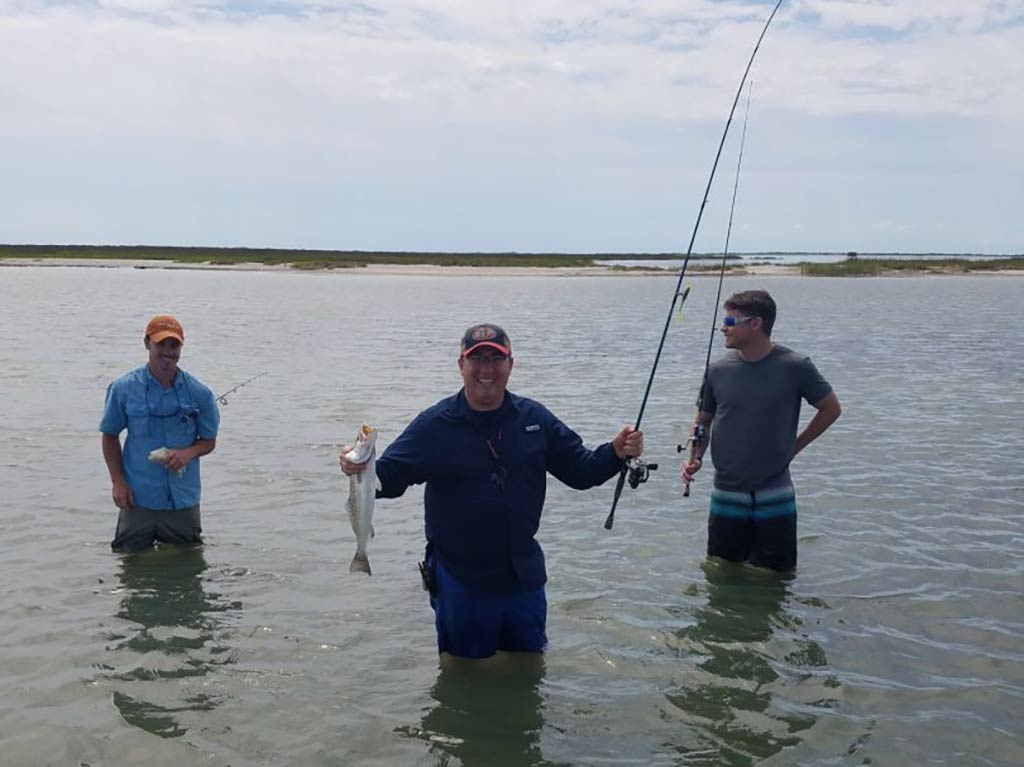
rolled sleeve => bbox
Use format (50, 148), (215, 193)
(99, 381), (127, 434)
(196, 386), (220, 439)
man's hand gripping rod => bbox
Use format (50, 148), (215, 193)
(604, 458), (659, 530)
(677, 422), (706, 497)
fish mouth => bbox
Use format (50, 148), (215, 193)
(357, 424), (378, 448)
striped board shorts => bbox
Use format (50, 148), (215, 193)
(708, 483), (797, 571)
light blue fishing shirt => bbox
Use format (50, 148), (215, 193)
(99, 365), (220, 510)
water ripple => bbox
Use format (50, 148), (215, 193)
(1, 269), (1023, 765)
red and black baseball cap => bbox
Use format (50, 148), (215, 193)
(460, 323), (512, 356)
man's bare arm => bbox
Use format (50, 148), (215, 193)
(794, 392), (841, 457)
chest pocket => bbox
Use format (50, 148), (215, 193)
(125, 395), (151, 438)
(166, 398), (199, 446)
(512, 428), (548, 477)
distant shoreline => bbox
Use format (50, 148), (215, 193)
(0, 257), (800, 277)
(1, 250), (1023, 278)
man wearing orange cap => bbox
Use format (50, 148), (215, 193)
(100, 315), (220, 552)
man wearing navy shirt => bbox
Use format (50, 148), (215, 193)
(341, 323), (643, 660)
(100, 315), (220, 553)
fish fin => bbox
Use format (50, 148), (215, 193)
(350, 552), (372, 575)
(370, 524), (375, 539)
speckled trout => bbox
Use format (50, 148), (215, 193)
(344, 425), (378, 574)
(148, 447), (184, 478)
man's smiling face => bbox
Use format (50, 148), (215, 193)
(146, 336), (182, 380)
(459, 348), (513, 411)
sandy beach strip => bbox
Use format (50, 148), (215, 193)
(2, 257), (1021, 277)
(0, 257), (801, 277)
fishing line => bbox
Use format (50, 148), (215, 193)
(604, 0), (784, 530)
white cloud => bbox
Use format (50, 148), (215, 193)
(0, 0), (1021, 251)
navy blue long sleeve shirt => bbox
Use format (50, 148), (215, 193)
(376, 389), (624, 593)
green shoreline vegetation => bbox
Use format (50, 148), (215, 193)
(0, 244), (601, 269)
(0, 245), (1021, 275)
(798, 256), (1024, 276)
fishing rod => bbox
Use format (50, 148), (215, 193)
(604, 0), (784, 530)
(217, 371), (268, 406)
(678, 81), (755, 497)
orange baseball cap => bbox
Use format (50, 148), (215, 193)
(145, 315), (184, 344)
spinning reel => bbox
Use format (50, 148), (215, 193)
(676, 423), (706, 455)
(626, 457), (658, 489)
(677, 423), (707, 497)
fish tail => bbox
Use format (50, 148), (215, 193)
(350, 552), (372, 575)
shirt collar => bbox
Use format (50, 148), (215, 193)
(451, 388), (518, 419)
(143, 365), (184, 390)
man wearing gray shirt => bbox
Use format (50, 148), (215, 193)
(681, 290), (841, 571)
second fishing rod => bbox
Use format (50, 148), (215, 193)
(604, 0), (784, 530)
(679, 80), (755, 498)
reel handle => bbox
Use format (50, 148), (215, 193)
(677, 437), (699, 498)
(677, 442), (691, 496)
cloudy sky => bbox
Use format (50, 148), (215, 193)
(1, 0), (1021, 253)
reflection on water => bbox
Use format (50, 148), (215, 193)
(104, 546), (240, 738)
(666, 561), (834, 766)
(411, 655), (561, 767)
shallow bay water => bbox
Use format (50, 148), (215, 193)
(0, 266), (1022, 766)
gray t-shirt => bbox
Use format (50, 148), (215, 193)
(703, 344), (833, 492)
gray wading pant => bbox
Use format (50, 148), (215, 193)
(111, 504), (202, 552)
